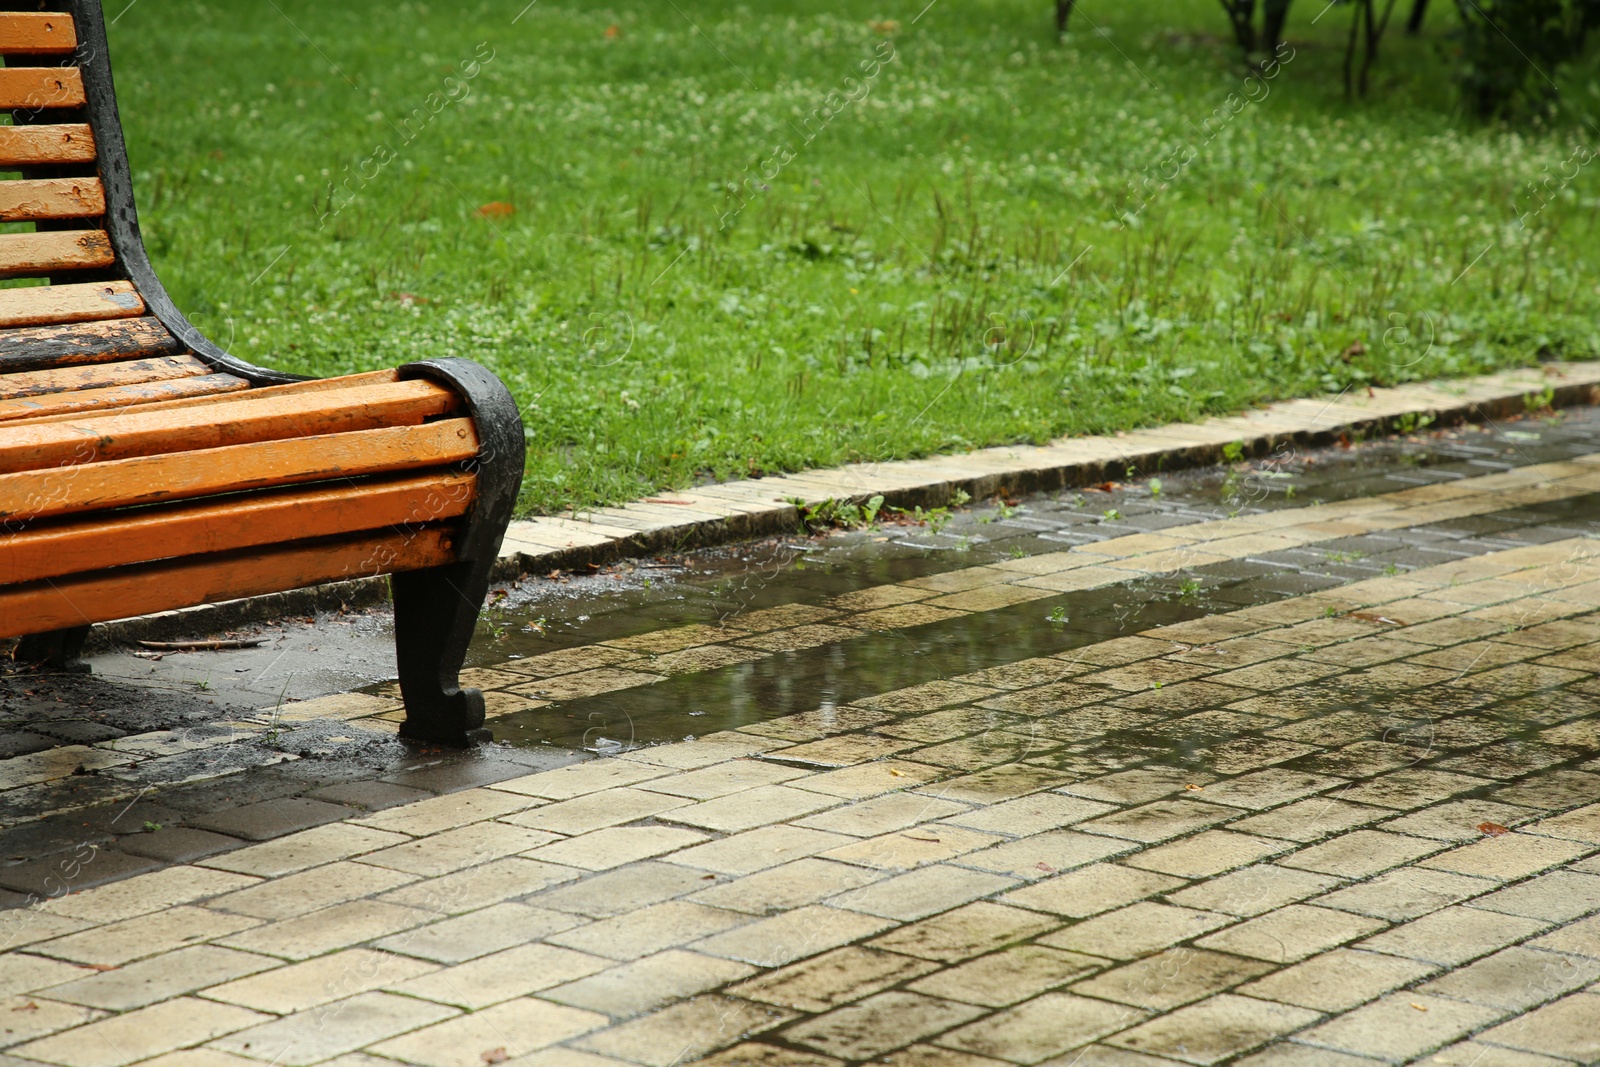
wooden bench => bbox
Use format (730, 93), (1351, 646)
(0, 1), (524, 747)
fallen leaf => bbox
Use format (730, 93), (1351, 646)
(868, 18), (900, 33)
(1185, 784), (1204, 791)
(1477, 822), (1510, 837)
(1035, 862), (1056, 873)
(1409, 1002), (1428, 1012)
(1351, 612), (1403, 626)
(1085, 481), (1121, 493)
(1342, 340), (1369, 361)
(84, 964), (118, 972)
(603, 23), (622, 39)
(481, 1049), (509, 1065)
(12, 1002), (39, 1013)
(475, 201), (515, 219)
(701, 874), (716, 880)
(903, 834), (941, 844)
(888, 768), (906, 777)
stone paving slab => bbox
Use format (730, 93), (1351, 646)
(8, 513), (1600, 1064)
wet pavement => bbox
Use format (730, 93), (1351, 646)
(3, 409), (1600, 1064)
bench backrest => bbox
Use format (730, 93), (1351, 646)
(0, 1), (294, 384)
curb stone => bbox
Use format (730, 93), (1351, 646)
(496, 361), (1600, 569)
(75, 361), (1600, 647)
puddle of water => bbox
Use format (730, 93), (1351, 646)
(488, 579), (1221, 751)
(480, 418), (1600, 659)
(461, 413), (1600, 753)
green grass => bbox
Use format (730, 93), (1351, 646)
(107, 0), (1600, 514)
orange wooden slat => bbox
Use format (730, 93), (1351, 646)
(1, 471), (475, 585)
(0, 178), (106, 222)
(0, 123), (95, 167)
(0, 354), (210, 400)
(0, 13), (77, 55)
(0, 66), (85, 109)
(8, 369), (402, 425)
(0, 372), (248, 422)
(0, 417), (479, 522)
(0, 527), (455, 639)
(0, 377), (459, 470)
(0, 281), (143, 329)
(0, 229), (114, 278)
(0, 316), (180, 370)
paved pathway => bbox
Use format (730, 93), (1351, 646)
(6, 436), (1600, 1064)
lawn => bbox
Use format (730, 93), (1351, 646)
(106, 0), (1600, 514)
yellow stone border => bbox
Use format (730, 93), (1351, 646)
(498, 362), (1600, 572)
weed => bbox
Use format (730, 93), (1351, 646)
(1177, 577), (1202, 600)
(950, 488), (972, 508)
(888, 504), (951, 533)
(1524, 386), (1557, 414)
(1395, 411), (1435, 435)
(1009, 545), (1027, 559)
(142, 821), (163, 832)
(995, 500), (1016, 520)
(798, 495), (886, 532)
(263, 680), (291, 745)
(1223, 441), (1246, 465)
(1102, 509), (1122, 521)
(1148, 478), (1163, 498)
(1047, 606), (1069, 625)
(1383, 563), (1400, 576)
(1324, 550), (1367, 563)
(1322, 606), (1339, 617)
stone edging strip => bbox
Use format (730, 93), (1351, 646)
(84, 362), (1600, 645)
(499, 362), (1600, 570)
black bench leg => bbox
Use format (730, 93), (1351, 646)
(392, 561), (493, 747)
(393, 358), (525, 748)
(14, 626), (92, 673)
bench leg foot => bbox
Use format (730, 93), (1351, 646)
(391, 356), (525, 749)
(392, 561), (493, 747)
(14, 626), (92, 673)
